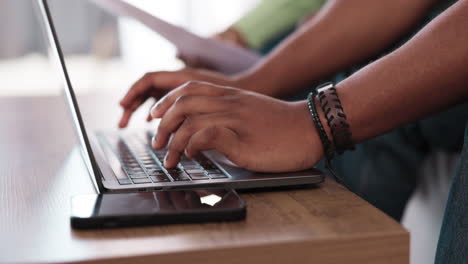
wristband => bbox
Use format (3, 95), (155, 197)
(307, 92), (334, 160)
(307, 92), (343, 184)
(316, 82), (355, 154)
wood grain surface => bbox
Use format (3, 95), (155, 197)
(0, 95), (409, 264)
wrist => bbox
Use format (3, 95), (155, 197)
(230, 72), (257, 92)
(230, 71), (282, 97)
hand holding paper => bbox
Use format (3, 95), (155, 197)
(91, 0), (261, 74)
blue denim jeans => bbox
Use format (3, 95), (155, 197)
(434, 121), (468, 263)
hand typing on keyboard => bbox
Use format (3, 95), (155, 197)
(149, 82), (324, 173)
(100, 134), (228, 184)
(118, 69), (235, 129)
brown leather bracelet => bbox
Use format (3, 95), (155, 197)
(316, 82), (355, 154)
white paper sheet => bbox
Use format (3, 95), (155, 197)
(91, 0), (261, 74)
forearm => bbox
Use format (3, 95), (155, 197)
(236, 0), (436, 97)
(336, 0), (468, 143)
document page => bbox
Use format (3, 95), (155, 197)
(91, 0), (261, 74)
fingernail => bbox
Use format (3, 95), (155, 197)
(152, 135), (158, 148)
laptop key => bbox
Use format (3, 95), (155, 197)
(189, 173), (210, 180)
(201, 164), (217, 170)
(155, 155), (165, 160)
(182, 165), (202, 170)
(206, 169), (223, 174)
(197, 160), (216, 169)
(148, 171), (165, 177)
(185, 169), (205, 174)
(128, 171), (146, 174)
(168, 170), (191, 181)
(118, 179), (133, 185)
(146, 165), (163, 172)
(143, 159), (157, 163)
(125, 168), (144, 174)
(129, 174), (149, 179)
(132, 178), (152, 184)
(180, 159), (197, 165)
(144, 164), (161, 168)
(209, 174), (228, 179)
(142, 161), (158, 166)
(150, 175), (170, 182)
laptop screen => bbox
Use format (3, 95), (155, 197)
(37, 0), (171, 192)
(37, 0), (114, 192)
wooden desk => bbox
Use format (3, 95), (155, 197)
(0, 95), (409, 264)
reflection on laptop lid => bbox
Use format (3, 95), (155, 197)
(37, 0), (104, 192)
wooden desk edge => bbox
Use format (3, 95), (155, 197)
(59, 231), (408, 264)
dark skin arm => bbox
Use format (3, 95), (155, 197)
(237, 0), (438, 97)
(339, 0), (468, 143)
(119, 0), (437, 128)
(151, 0), (468, 171)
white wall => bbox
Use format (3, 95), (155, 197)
(0, 0), (259, 96)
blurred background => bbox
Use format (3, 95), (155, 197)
(0, 0), (259, 96)
(0, 1), (453, 264)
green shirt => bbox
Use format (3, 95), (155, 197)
(234, 0), (326, 51)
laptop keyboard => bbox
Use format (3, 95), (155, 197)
(98, 133), (228, 185)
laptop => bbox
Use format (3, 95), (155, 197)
(37, 0), (324, 193)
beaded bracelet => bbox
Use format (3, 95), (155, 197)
(307, 92), (334, 160)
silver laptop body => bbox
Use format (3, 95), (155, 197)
(37, 0), (324, 193)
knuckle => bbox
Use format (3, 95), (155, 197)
(182, 116), (196, 131)
(224, 95), (242, 108)
(167, 143), (182, 153)
(138, 73), (155, 87)
(157, 124), (169, 135)
(205, 126), (219, 140)
(223, 87), (239, 96)
(174, 95), (191, 107)
(184, 80), (202, 87)
(221, 111), (241, 124)
(142, 72), (153, 80)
